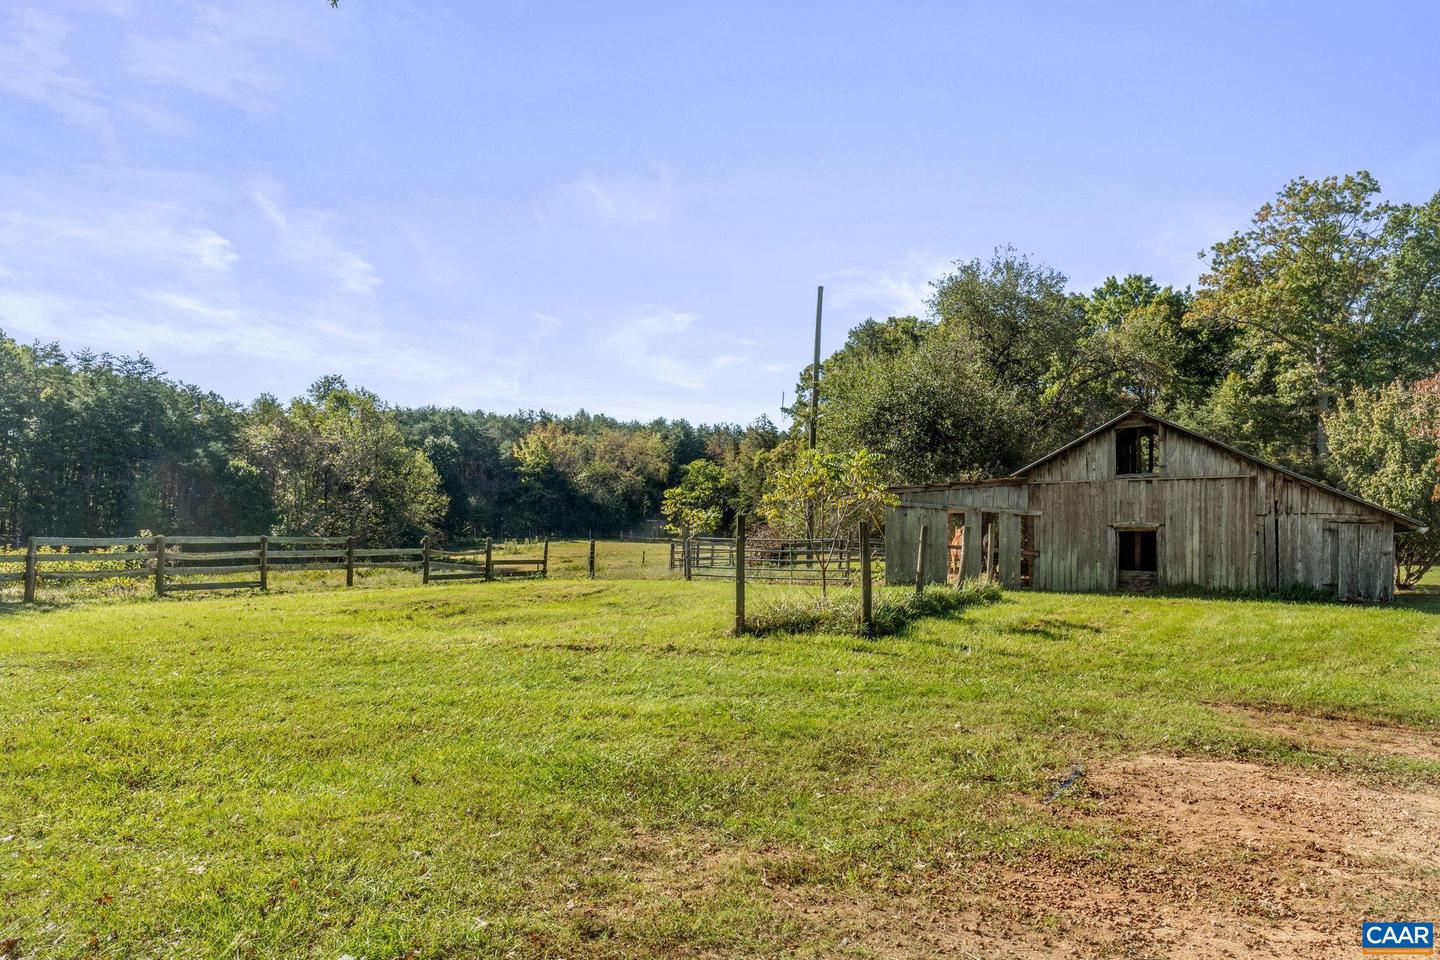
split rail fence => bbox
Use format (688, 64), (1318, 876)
(0, 535), (548, 603)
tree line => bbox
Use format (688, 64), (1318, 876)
(0, 340), (776, 545)
(3, 171), (1438, 580)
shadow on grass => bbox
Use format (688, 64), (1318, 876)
(740, 580), (1005, 638)
(1006, 618), (1104, 641)
(1100, 582), (1439, 613)
(1395, 584), (1440, 615)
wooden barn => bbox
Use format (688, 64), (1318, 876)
(885, 410), (1421, 601)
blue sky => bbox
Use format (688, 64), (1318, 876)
(2, 1), (1437, 424)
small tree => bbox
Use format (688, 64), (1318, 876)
(1324, 379), (1440, 589)
(760, 447), (896, 595)
(661, 459), (734, 535)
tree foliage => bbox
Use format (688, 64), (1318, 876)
(1324, 379), (1440, 588)
(509, 421), (671, 533)
(661, 460), (734, 535)
(807, 255), (1211, 484)
(0, 331), (266, 540)
(760, 447), (896, 593)
(1190, 172), (1440, 467)
(236, 379), (447, 543)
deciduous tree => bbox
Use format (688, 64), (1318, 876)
(1325, 379), (1440, 589)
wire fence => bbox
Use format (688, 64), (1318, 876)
(672, 534), (884, 585)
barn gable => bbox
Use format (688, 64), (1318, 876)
(886, 410), (1417, 601)
(1015, 410), (1420, 530)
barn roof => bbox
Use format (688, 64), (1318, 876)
(892, 409), (1422, 531)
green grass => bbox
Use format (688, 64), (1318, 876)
(1, 579), (1438, 957)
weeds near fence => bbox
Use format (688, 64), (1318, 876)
(744, 577), (1002, 637)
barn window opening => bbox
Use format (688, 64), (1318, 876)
(1117, 530), (1158, 573)
(1116, 426), (1158, 475)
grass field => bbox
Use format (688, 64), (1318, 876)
(2, 571), (1438, 957)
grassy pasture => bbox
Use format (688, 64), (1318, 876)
(1, 577), (1437, 957)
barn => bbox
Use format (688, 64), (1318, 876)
(884, 410), (1421, 602)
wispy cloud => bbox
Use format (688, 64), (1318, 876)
(0, 179), (503, 400)
(604, 309), (703, 388)
(123, 1), (329, 112)
(825, 251), (952, 320)
(0, 7), (113, 137)
(544, 167), (680, 226)
(0, 204), (239, 276)
(600, 308), (779, 391)
(253, 189), (380, 297)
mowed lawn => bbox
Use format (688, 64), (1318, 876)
(2, 579), (1438, 958)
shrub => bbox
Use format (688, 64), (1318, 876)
(744, 577), (1002, 637)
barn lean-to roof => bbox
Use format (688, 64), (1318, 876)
(892, 409), (1423, 532)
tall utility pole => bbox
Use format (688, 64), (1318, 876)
(806, 285), (823, 547)
(808, 285), (823, 450)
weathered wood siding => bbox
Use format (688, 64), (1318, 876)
(885, 483), (1028, 586)
(1262, 471), (1395, 600)
(887, 415), (1400, 600)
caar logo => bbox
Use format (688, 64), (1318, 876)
(1363, 922), (1434, 955)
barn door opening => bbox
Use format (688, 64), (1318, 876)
(980, 511), (999, 580)
(1117, 529), (1159, 591)
(946, 512), (965, 585)
(1020, 515), (1036, 588)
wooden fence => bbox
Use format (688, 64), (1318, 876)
(0, 535), (547, 603)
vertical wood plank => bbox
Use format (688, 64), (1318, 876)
(345, 536), (355, 587)
(588, 538), (596, 579)
(542, 537), (549, 578)
(421, 537), (431, 584)
(259, 535), (269, 591)
(485, 537), (493, 581)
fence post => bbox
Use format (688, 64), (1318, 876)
(588, 538), (596, 579)
(915, 523), (928, 596)
(682, 531), (692, 581)
(259, 535), (269, 591)
(23, 536), (36, 603)
(485, 537), (493, 581)
(734, 516), (746, 634)
(668, 540), (675, 571)
(154, 534), (167, 597)
(859, 521), (873, 635)
(542, 537), (549, 578)
(422, 537), (431, 584)
(345, 536), (355, 587)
